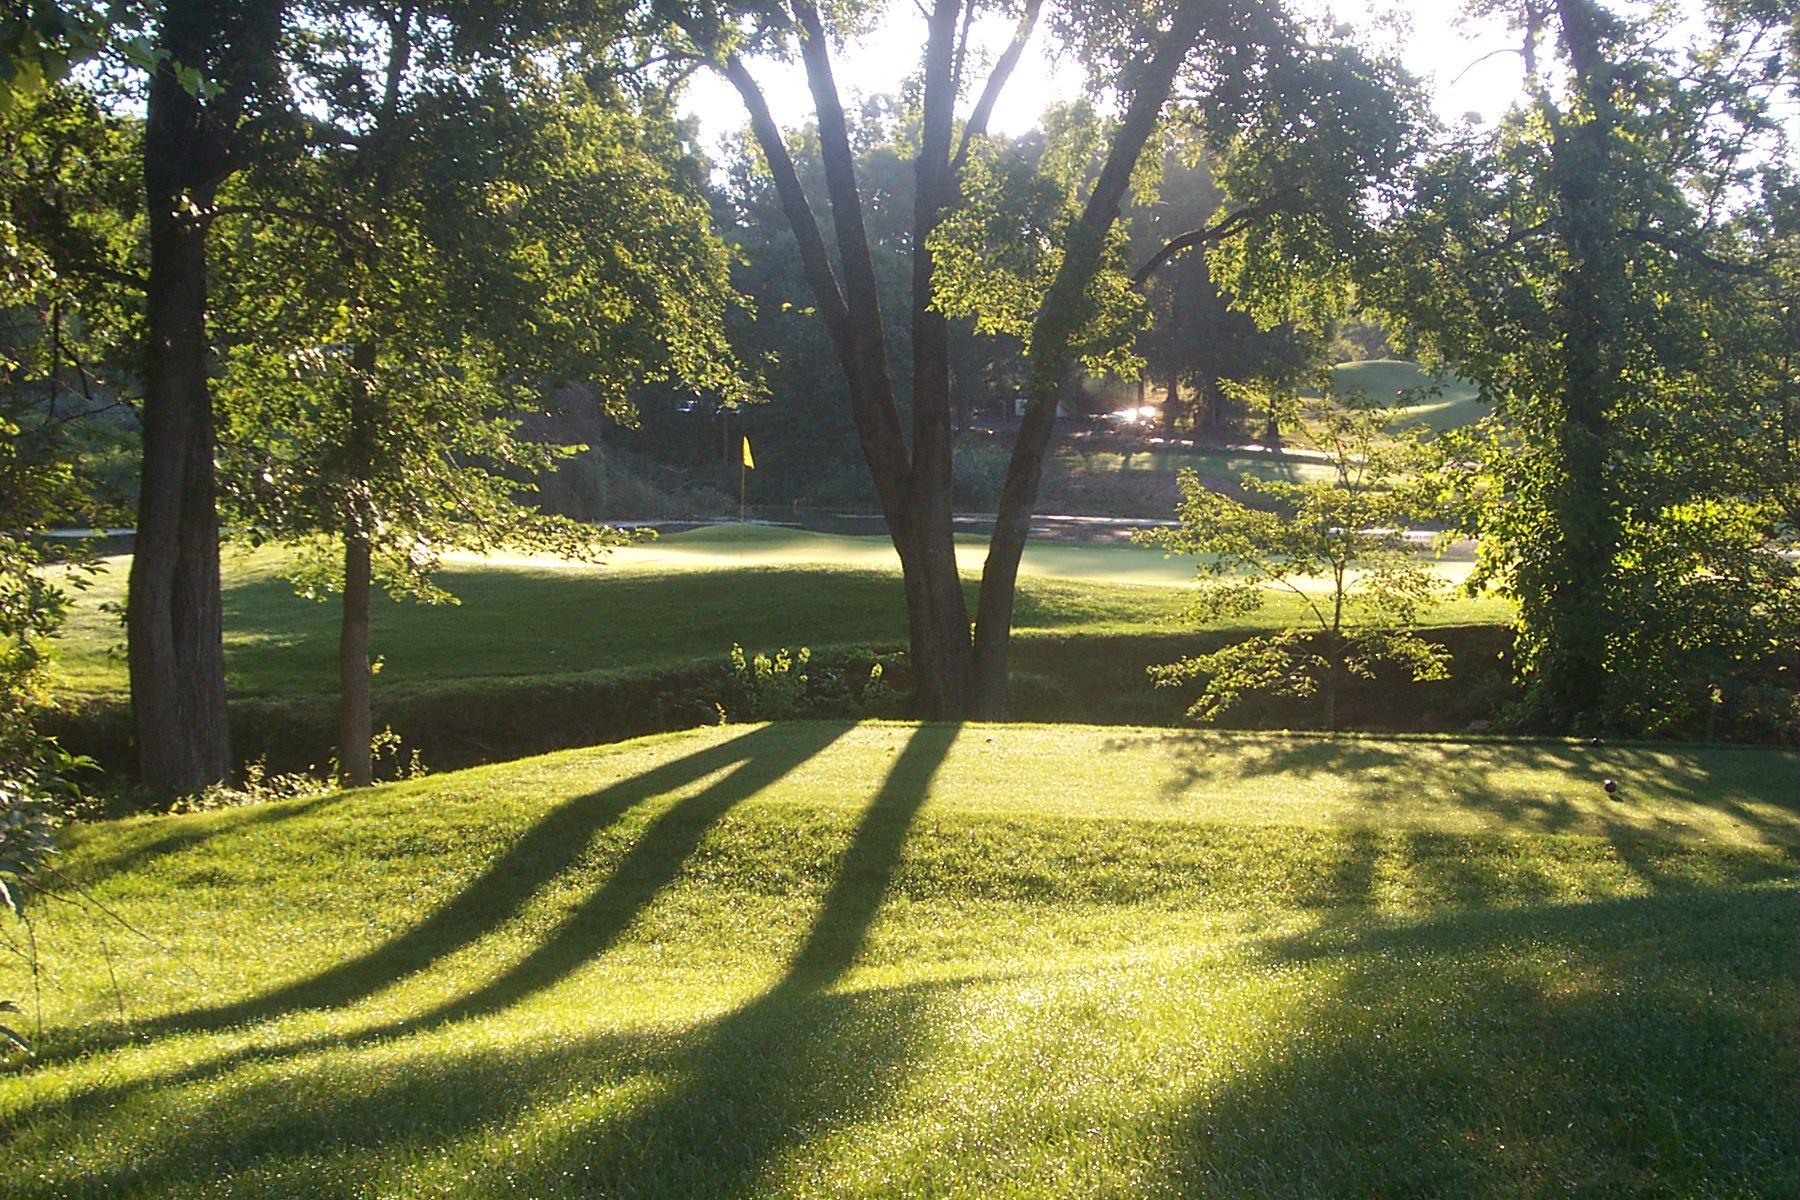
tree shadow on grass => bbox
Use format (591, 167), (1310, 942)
(1165, 885), (1799, 1198)
(4, 724), (961, 1197)
(157, 721), (853, 1035)
(12, 722), (851, 1085)
(1104, 730), (1799, 850)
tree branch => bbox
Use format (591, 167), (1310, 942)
(950, 0), (1042, 174)
(205, 204), (378, 253)
(1621, 226), (1780, 278)
(1130, 203), (1270, 285)
(790, 0), (913, 494)
(712, 52), (855, 364)
(55, 261), (148, 292)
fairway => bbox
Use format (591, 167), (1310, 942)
(2, 722), (1793, 1198)
(47, 529), (1509, 702)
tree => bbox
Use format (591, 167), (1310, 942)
(1374, 0), (1798, 736)
(214, 15), (752, 786)
(0, 82), (138, 781)
(1124, 139), (1323, 437)
(669, 0), (1421, 718)
(128, 0), (286, 796)
(1140, 391), (1449, 729)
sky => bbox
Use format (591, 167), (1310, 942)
(678, 0), (1723, 155)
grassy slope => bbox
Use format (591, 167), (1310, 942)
(48, 530), (1511, 702)
(2, 722), (1793, 1198)
(1330, 359), (1487, 431)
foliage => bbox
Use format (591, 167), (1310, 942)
(0, 1), (101, 110)
(214, 50), (752, 602)
(728, 642), (810, 720)
(930, 102), (1150, 381)
(1126, 137), (1326, 433)
(1373, 0), (1798, 736)
(1141, 391), (1450, 728)
(723, 641), (899, 722)
(0, 84), (142, 524)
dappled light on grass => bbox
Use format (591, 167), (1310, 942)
(1, 723), (1792, 1197)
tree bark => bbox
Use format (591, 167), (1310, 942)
(337, 340), (379, 787)
(1528, 0), (1623, 731)
(130, 173), (231, 793)
(128, 2), (281, 796)
(970, 0), (1219, 717)
(339, 531), (373, 787)
(900, 0), (977, 718)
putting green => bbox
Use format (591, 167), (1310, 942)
(464, 524), (1481, 590)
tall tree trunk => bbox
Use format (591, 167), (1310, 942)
(337, 340), (379, 787)
(970, 0), (1218, 718)
(129, 27), (232, 797)
(339, 531), (373, 787)
(900, 0), (976, 718)
(1527, 0), (1622, 731)
(129, 177), (230, 794)
(127, 1), (283, 796)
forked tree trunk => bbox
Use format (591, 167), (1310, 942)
(970, 0), (1218, 718)
(705, 0), (1209, 720)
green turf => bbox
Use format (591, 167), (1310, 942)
(1, 722), (1792, 1198)
(47, 533), (1512, 701)
(1327, 359), (1488, 431)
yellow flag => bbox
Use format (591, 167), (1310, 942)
(741, 436), (755, 469)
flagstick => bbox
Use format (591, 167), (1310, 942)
(739, 439), (746, 559)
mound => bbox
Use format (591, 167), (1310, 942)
(4, 722), (1794, 1198)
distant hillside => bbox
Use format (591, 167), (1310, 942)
(1324, 359), (1487, 431)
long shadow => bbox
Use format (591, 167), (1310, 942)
(0, 722), (853, 1133)
(3, 724), (963, 1197)
(521, 719), (963, 1196)
(410, 712), (910, 1026)
(140, 721), (850, 1036)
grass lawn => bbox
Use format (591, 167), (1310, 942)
(1326, 359), (1487, 431)
(1, 721), (1792, 1198)
(47, 528), (1512, 702)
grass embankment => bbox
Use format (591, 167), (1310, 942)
(2, 722), (1793, 1198)
(44, 530), (1515, 774)
(1328, 358), (1486, 431)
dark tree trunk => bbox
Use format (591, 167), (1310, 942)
(1521, 0), (1622, 732)
(337, 340), (379, 787)
(129, 13), (240, 796)
(129, 172), (231, 793)
(970, 0), (1218, 718)
(338, 532), (373, 787)
(899, 0), (976, 719)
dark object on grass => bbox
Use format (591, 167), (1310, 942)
(1590, 737), (1602, 748)
(1603, 778), (1618, 794)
